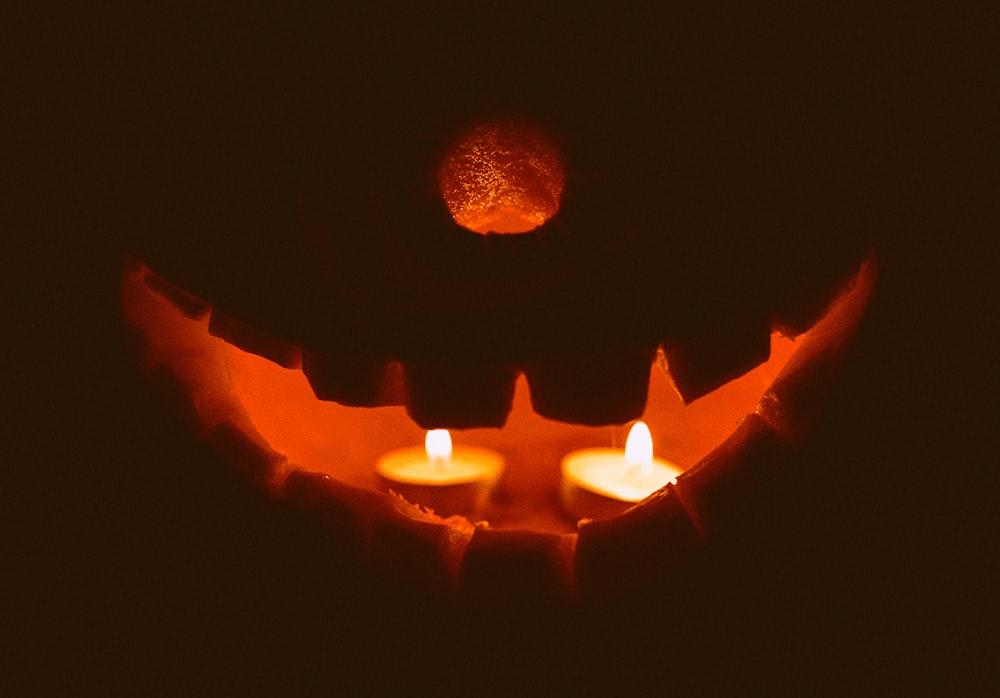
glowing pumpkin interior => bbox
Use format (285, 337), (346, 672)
(122, 257), (872, 534)
(226, 338), (796, 533)
(119, 117), (875, 601)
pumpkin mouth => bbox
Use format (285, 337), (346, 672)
(121, 254), (874, 603)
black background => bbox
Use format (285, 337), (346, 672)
(7, 4), (994, 694)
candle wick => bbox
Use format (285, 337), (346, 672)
(625, 459), (653, 480)
(431, 455), (449, 474)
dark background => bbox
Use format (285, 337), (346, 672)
(8, 4), (993, 694)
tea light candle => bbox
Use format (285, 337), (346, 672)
(560, 421), (682, 521)
(376, 429), (504, 518)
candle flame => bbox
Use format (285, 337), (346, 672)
(425, 429), (452, 461)
(625, 421), (653, 474)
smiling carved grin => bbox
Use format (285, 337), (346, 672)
(121, 251), (874, 604)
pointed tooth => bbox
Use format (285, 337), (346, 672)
(673, 413), (785, 538)
(574, 486), (700, 602)
(458, 526), (574, 607)
(208, 308), (301, 369)
(661, 315), (770, 403)
(525, 346), (654, 425)
(302, 351), (403, 407)
(402, 363), (518, 429)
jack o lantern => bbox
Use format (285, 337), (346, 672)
(118, 6), (877, 605)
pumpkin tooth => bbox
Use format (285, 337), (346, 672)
(402, 363), (518, 429)
(574, 486), (700, 602)
(660, 315), (771, 403)
(458, 526), (574, 607)
(301, 352), (404, 407)
(208, 308), (302, 369)
(524, 346), (655, 425)
(673, 413), (786, 538)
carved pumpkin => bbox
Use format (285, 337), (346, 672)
(121, 122), (874, 604)
(114, 6), (879, 606)
(14, 3), (988, 692)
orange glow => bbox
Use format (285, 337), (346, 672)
(122, 255), (875, 603)
(122, 257), (876, 540)
(223, 333), (801, 533)
(439, 120), (565, 234)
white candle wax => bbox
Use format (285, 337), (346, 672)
(376, 430), (504, 518)
(560, 422), (682, 521)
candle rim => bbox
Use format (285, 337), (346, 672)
(376, 444), (505, 485)
(561, 447), (681, 502)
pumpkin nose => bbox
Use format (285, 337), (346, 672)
(438, 119), (565, 235)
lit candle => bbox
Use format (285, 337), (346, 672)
(560, 421), (682, 521)
(376, 429), (504, 518)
